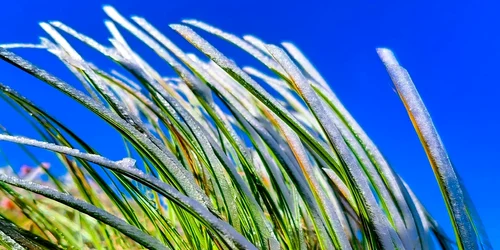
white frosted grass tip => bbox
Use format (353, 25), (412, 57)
(376, 48), (400, 66)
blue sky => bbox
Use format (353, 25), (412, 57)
(0, 0), (498, 248)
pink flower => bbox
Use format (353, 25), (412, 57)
(20, 165), (33, 176)
(0, 198), (15, 210)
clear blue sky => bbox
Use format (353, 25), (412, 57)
(0, 0), (498, 248)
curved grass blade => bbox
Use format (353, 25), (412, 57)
(0, 173), (168, 250)
(0, 218), (63, 250)
(0, 134), (258, 250)
(99, 12), (278, 247)
(181, 20), (287, 77)
(0, 5), (480, 250)
(377, 48), (479, 250)
(267, 44), (402, 250)
(0, 82), (151, 243)
(269, 114), (351, 250)
(0, 222), (26, 250)
(0, 47), (211, 210)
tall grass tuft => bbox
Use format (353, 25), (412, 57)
(0, 6), (490, 250)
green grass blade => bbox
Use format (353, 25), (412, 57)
(266, 44), (403, 250)
(0, 47), (211, 209)
(0, 173), (168, 250)
(378, 48), (479, 250)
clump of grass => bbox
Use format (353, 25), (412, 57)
(0, 5), (491, 250)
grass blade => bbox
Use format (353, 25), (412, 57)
(378, 48), (480, 250)
(0, 173), (168, 250)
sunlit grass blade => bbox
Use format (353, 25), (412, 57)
(0, 172), (168, 250)
(0, 47), (211, 209)
(268, 113), (351, 249)
(0, 217), (63, 250)
(181, 19), (286, 77)
(0, 5), (485, 250)
(0, 220), (30, 250)
(277, 42), (420, 247)
(266, 44), (402, 250)
(0, 133), (258, 250)
(377, 48), (481, 250)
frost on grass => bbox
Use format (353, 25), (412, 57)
(0, 6), (486, 250)
(182, 19), (286, 76)
(0, 46), (212, 210)
(0, 229), (24, 250)
(267, 44), (402, 249)
(276, 117), (351, 250)
(0, 133), (257, 249)
(0, 172), (169, 250)
(377, 48), (478, 250)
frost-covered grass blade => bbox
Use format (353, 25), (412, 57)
(0, 6), (488, 250)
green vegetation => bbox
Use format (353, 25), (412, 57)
(0, 6), (490, 250)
